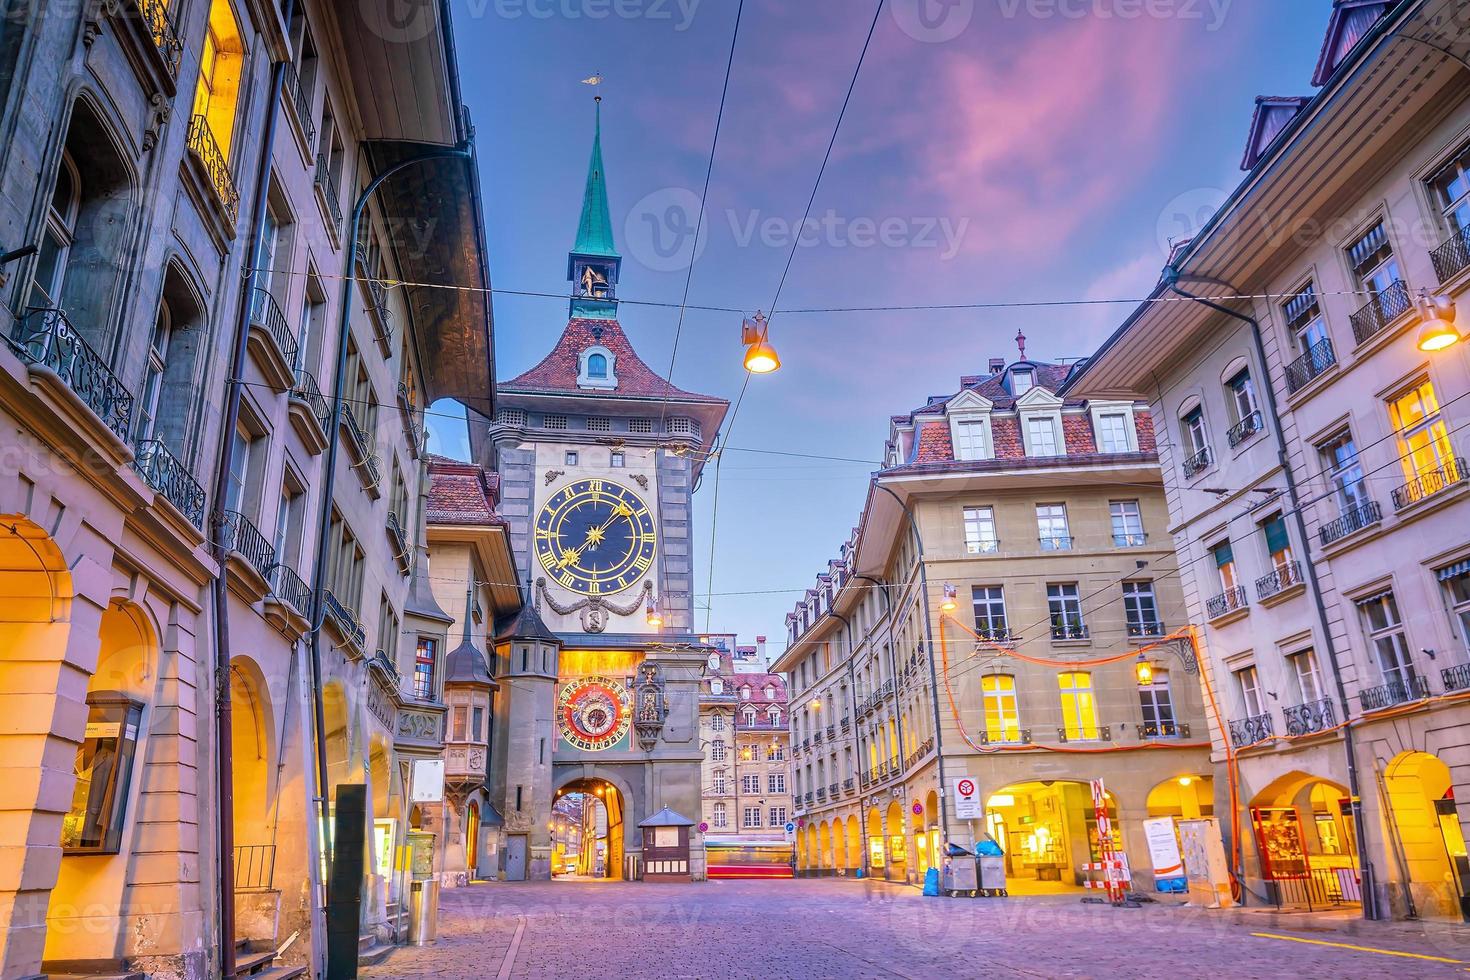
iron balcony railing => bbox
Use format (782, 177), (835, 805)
(314, 151), (342, 229)
(1206, 585), (1248, 619)
(1360, 673), (1430, 712)
(323, 589), (367, 652)
(974, 626), (1015, 643)
(840, 716), (850, 731)
(1228, 711), (1273, 747)
(1058, 725), (1109, 743)
(1182, 445), (1212, 479)
(234, 843), (275, 892)
(134, 439), (205, 528)
(290, 369), (331, 433)
(1391, 457), (1466, 511)
(843, 778), (855, 793)
(1431, 224), (1470, 283)
(1039, 535), (1074, 551)
(282, 60), (316, 147)
(1140, 721), (1190, 738)
(187, 115), (238, 224)
(1442, 663), (1470, 693)
(967, 539), (1001, 555)
(1255, 561), (1304, 600)
(813, 729), (824, 744)
(828, 782), (839, 798)
(978, 728), (1032, 746)
(222, 509), (276, 580)
(1227, 410), (1265, 447)
(386, 510), (408, 557)
(1113, 532), (1147, 548)
(1050, 621), (1089, 640)
(878, 679), (895, 700)
(1349, 279), (1411, 345)
(815, 787), (826, 801)
(11, 308), (133, 440)
(825, 724), (835, 740)
(1283, 697), (1335, 737)
(1284, 338), (1336, 394)
(269, 562), (312, 617)
(1126, 620), (1166, 639)
(139, 0), (183, 76)
(1319, 499), (1381, 546)
(249, 288), (299, 369)
(859, 772), (872, 788)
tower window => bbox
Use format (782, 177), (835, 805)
(588, 353), (607, 378)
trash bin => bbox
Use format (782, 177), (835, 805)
(975, 838), (1007, 897)
(942, 854), (978, 897)
(408, 878), (439, 945)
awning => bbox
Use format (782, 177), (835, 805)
(1437, 559), (1470, 582)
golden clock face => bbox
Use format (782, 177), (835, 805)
(535, 478), (655, 595)
(558, 676), (631, 751)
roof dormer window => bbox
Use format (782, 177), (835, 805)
(1011, 368), (1034, 396)
(577, 345), (617, 389)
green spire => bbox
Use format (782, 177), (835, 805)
(573, 98), (618, 258)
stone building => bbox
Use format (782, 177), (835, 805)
(470, 100), (728, 881)
(0, 3), (494, 977)
(698, 648), (792, 840)
(1064, 0), (1470, 920)
(775, 352), (1212, 891)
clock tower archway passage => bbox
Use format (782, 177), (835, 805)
(554, 776), (626, 879)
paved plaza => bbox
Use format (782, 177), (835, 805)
(363, 878), (1470, 978)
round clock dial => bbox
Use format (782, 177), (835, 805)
(558, 676), (632, 751)
(535, 479), (655, 595)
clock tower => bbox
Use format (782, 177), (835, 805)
(477, 100), (728, 879)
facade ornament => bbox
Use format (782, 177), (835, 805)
(142, 93), (171, 152)
(633, 661), (667, 751)
(543, 469), (564, 486)
(536, 577), (653, 633)
(632, 474), (649, 490)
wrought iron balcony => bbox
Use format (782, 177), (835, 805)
(386, 510), (409, 562)
(290, 369), (330, 430)
(314, 152), (342, 230)
(825, 724), (836, 740)
(1227, 410), (1265, 447)
(1058, 725), (1109, 743)
(974, 626), (1015, 644)
(859, 772), (871, 788)
(1391, 457), (1466, 511)
(1349, 279), (1411, 345)
(222, 510), (276, 580)
(1227, 711), (1273, 747)
(1206, 585), (1248, 620)
(813, 729), (824, 744)
(978, 728), (1031, 746)
(840, 716), (850, 731)
(1182, 445), (1212, 479)
(1360, 673), (1430, 712)
(843, 778), (855, 793)
(878, 679), (895, 700)
(1050, 621), (1089, 640)
(1140, 721), (1190, 739)
(1126, 620), (1166, 639)
(1442, 662), (1470, 693)
(1432, 224), (1470, 283)
(11, 308), (133, 440)
(133, 439), (205, 528)
(282, 60), (316, 147)
(323, 589), (366, 652)
(269, 563), (312, 617)
(1283, 697), (1335, 737)
(1284, 338), (1336, 394)
(1039, 535), (1074, 551)
(187, 115), (238, 224)
(249, 288), (299, 369)
(1319, 499), (1381, 546)
(1255, 561), (1304, 600)
(828, 782), (839, 797)
(815, 787), (826, 801)
(138, 0), (183, 76)
(1113, 532), (1147, 548)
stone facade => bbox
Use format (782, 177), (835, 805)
(698, 649), (793, 843)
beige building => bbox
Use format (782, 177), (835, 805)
(1065, 0), (1470, 920)
(774, 354), (1212, 891)
(698, 649), (792, 841)
(0, 4), (493, 978)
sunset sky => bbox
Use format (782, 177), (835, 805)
(431, 0), (1333, 656)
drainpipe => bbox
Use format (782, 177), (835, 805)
(871, 483), (953, 859)
(1165, 269), (1379, 920)
(208, 6), (295, 974)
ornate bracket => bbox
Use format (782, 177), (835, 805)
(543, 469), (564, 487)
(633, 661), (668, 752)
(536, 577), (653, 633)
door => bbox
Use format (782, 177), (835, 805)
(505, 834), (528, 881)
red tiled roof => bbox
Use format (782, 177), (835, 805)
(732, 672), (789, 706)
(427, 457), (505, 526)
(914, 422), (952, 462)
(501, 317), (725, 402)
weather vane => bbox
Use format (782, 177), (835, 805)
(1016, 328), (1028, 360)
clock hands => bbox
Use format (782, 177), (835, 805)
(558, 503), (635, 570)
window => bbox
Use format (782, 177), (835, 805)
(712, 802), (728, 828)
(225, 423), (252, 515)
(29, 150), (79, 309)
(1026, 416), (1059, 457)
(1289, 649), (1325, 702)
(1212, 540), (1238, 592)
(1096, 412), (1131, 453)
(1447, 570), (1470, 660)
(413, 637), (437, 701)
(743, 807), (762, 829)
(742, 706), (756, 726)
(1110, 500), (1145, 547)
(1182, 406), (1209, 457)
(954, 418), (990, 461)
(711, 740), (726, 762)
(768, 773), (786, 793)
(1284, 283), (1334, 386)
(1122, 581), (1161, 637)
(740, 685), (752, 700)
(769, 806), (787, 827)
(710, 712), (724, 730)
(544, 414), (568, 430)
(767, 706), (781, 725)
(1360, 593), (1414, 687)
(1320, 431), (1368, 516)
(565, 450), (579, 466)
(742, 774), (760, 794)
(1057, 672), (1098, 740)
(1347, 221), (1402, 316)
(272, 481), (305, 571)
(138, 302), (172, 443)
(587, 353), (607, 378)
(1047, 583), (1086, 639)
(981, 674), (1020, 743)
(1138, 669), (1175, 736)
(1430, 142), (1470, 236)
(193, 0), (246, 160)
(710, 679), (723, 697)
(712, 773), (727, 795)
(767, 743), (785, 762)
(628, 418), (654, 434)
(1036, 503), (1070, 550)
(971, 586), (1009, 641)
(610, 450), (625, 467)
(1389, 380), (1456, 490)
(1235, 665), (1264, 717)
(472, 705), (485, 742)
(452, 706), (467, 741)
(1011, 369), (1034, 395)
(763, 684), (775, 699)
(1261, 515), (1292, 571)
(1226, 370), (1257, 425)
(963, 506), (999, 554)
(61, 695), (144, 853)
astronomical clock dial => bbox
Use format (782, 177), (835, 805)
(535, 479), (655, 595)
(557, 676), (632, 752)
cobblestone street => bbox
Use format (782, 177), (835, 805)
(363, 879), (1470, 978)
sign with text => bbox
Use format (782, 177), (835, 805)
(952, 776), (981, 819)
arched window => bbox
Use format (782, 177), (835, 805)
(577, 345), (617, 389)
(711, 712), (724, 731)
(29, 150), (79, 309)
(587, 352), (607, 378)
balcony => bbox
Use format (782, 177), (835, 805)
(828, 782), (839, 798)
(282, 61), (316, 148)
(1283, 697), (1335, 737)
(1284, 338), (1336, 394)
(967, 539), (1000, 555)
(978, 729), (1032, 746)
(825, 724), (836, 740)
(815, 788), (826, 801)
(840, 715), (850, 732)
(877, 679), (895, 700)
(1359, 673), (1430, 712)
(1113, 532), (1147, 548)
(1182, 445), (1212, 479)
(339, 402), (381, 494)
(1349, 279), (1411, 346)
(246, 288), (299, 390)
(813, 729), (824, 745)
(843, 778), (855, 794)
(1319, 500), (1381, 547)
(1442, 663), (1470, 693)
(1431, 224), (1470, 284)
(288, 369), (330, 454)
(386, 511), (411, 572)
(1050, 621), (1089, 641)
(187, 115), (238, 225)
(1226, 410), (1264, 448)
(1391, 457), (1466, 511)
(1057, 725), (1110, 744)
(268, 562), (312, 619)
(1205, 585), (1248, 621)
(138, 0), (184, 77)
(133, 439), (206, 529)
(1126, 620), (1167, 639)
(11, 308), (133, 441)
(314, 152), (342, 231)
(323, 589), (367, 655)
(222, 509), (276, 582)
(1039, 535), (1074, 551)
(974, 626), (1015, 644)
(1227, 711), (1273, 747)
(1255, 561), (1304, 601)
(1140, 721), (1190, 739)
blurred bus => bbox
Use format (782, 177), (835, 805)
(705, 838), (794, 879)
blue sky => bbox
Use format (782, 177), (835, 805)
(430, 0), (1334, 657)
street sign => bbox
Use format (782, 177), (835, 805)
(952, 776), (981, 819)
(784, 822), (796, 837)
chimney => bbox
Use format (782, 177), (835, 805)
(756, 636), (766, 663)
(988, 357), (1006, 374)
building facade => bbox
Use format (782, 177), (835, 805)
(775, 354), (1213, 891)
(0, 3), (494, 978)
(1065, 0), (1470, 920)
(698, 648), (792, 840)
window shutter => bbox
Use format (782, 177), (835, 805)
(1213, 542), (1234, 567)
(1263, 518), (1290, 555)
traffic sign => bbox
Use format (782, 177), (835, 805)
(784, 821), (796, 837)
(952, 775), (981, 819)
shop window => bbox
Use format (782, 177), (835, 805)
(61, 695), (144, 854)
